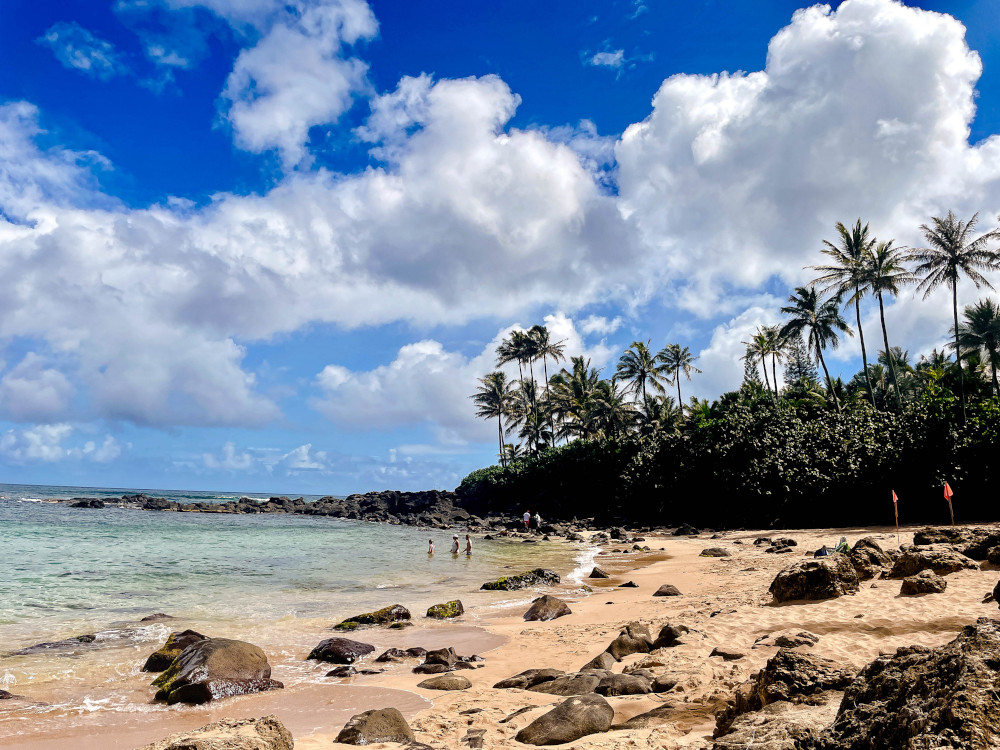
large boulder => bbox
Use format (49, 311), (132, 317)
(913, 526), (1000, 559)
(426, 600), (464, 619)
(769, 554), (860, 603)
(713, 701), (836, 750)
(715, 648), (857, 736)
(335, 604), (410, 629)
(336, 707), (415, 745)
(653, 623), (689, 648)
(142, 630), (208, 672)
(595, 673), (651, 696)
(528, 672), (602, 696)
(134, 715), (293, 750)
(900, 569), (947, 596)
(151, 638), (283, 705)
(493, 668), (564, 690)
(615, 705), (676, 730)
(580, 652), (617, 671)
(307, 637), (375, 664)
(515, 693), (614, 745)
(480, 568), (561, 591)
(888, 544), (978, 578)
(701, 547), (731, 557)
(812, 618), (1000, 749)
(524, 595), (571, 622)
(848, 537), (892, 581)
(417, 673), (471, 691)
(605, 621), (653, 659)
(424, 647), (458, 667)
(653, 584), (681, 597)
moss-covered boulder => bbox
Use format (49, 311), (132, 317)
(426, 600), (465, 619)
(480, 568), (561, 591)
(143, 629), (208, 672)
(335, 604), (411, 629)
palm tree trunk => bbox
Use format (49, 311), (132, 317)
(855, 290), (876, 409)
(497, 415), (505, 468)
(953, 277), (967, 423)
(542, 357), (555, 448)
(771, 354), (779, 398)
(877, 291), (903, 410)
(676, 372), (682, 406)
(816, 342), (841, 413)
(760, 355), (772, 396)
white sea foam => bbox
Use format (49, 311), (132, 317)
(567, 544), (600, 586)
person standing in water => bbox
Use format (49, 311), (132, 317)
(464, 533), (472, 555)
(523, 510), (531, 530)
(427, 539), (435, 555)
(451, 535), (460, 554)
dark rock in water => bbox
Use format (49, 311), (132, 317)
(139, 613), (174, 622)
(812, 618), (1000, 749)
(528, 672), (602, 696)
(480, 568), (560, 591)
(335, 604), (410, 629)
(326, 666), (356, 677)
(848, 537), (892, 581)
(589, 567), (609, 579)
(417, 673), (471, 691)
(615, 704), (676, 729)
(307, 637), (375, 664)
(769, 554), (860, 603)
(143, 629), (209, 672)
(711, 646), (745, 661)
(70, 498), (105, 509)
(405, 647), (427, 658)
(673, 523), (699, 536)
(701, 547), (731, 557)
(151, 638), (283, 705)
(336, 707), (415, 745)
(134, 715), (294, 750)
(889, 544), (977, 578)
(493, 668), (564, 690)
(424, 647), (458, 667)
(523, 595), (572, 622)
(15, 633), (98, 655)
(413, 663), (450, 674)
(388, 621), (413, 630)
(715, 648), (856, 736)
(619, 581), (638, 588)
(652, 623), (689, 649)
(653, 584), (682, 597)
(580, 651), (618, 671)
(754, 631), (819, 649)
(375, 648), (411, 663)
(426, 600), (464, 619)
(899, 569), (947, 596)
(595, 673), (651, 696)
(515, 693), (614, 745)
(606, 622), (653, 659)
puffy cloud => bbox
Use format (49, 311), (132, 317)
(589, 50), (624, 70)
(0, 353), (76, 422)
(37, 22), (127, 80)
(692, 301), (784, 399)
(0, 424), (123, 463)
(203, 441), (252, 470)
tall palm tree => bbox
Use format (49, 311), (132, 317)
(780, 286), (853, 413)
(470, 371), (516, 467)
(636, 394), (682, 436)
(497, 329), (540, 427)
(616, 340), (671, 402)
(743, 329), (773, 397)
(529, 325), (566, 446)
(910, 211), (1000, 421)
(763, 325), (789, 398)
(865, 239), (915, 410)
(660, 343), (701, 405)
(549, 356), (603, 441)
(810, 219), (877, 408)
(586, 379), (636, 439)
(956, 298), (1000, 399)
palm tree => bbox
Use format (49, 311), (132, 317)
(865, 240), (915, 409)
(956, 298), (1000, 398)
(529, 325), (566, 446)
(497, 329), (540, 429)
(549, 356), (603, 441)
(616, 340), (671, 402)
(660, 343), (701, 405)
(586, 379), (636, 439)
(910, 211), (1000, 421)
(780, 286), (853, 413)
(810, 219), (877, 408)
(470, 371), (516, 467)
(743, 330), (773, 396)
(507, 380), (550, 455)
(636, 394), (682, 436)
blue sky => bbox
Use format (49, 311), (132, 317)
(2, 0), (1000, 494)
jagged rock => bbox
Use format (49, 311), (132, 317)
(336, 707), (415, 745)
(754, 631), (820, 649)
(480, 568), (561, 591)
(812, 618), (1000, 749)
(589, 567), (609, 579)
(653, 584), (681, 596)
(653, 623), (689, 648)
(701, 547), (731, 557)
(715, 648), (857, 735)
(307, 637), (375, 664)
(493, 668), (564, 689)
(70, 498), (105, 509)
(528, 672), (602, 696)
(619, 581), (639, 588)
(580, 651), (618, 671)
(335, 604), (411, 629)
(606, 621), (653, 659)
(769, 554), (860, 603)
(673, 523), (700, 536)
(523, 595), (572, 621)
(143, 629), (208, 672)
(375, 648), (414, 663)
(711, 646), (745, 661)
(424, 647), (458, 667)
(595, 673), (651, 696)
(134, 715), (293, 750)
(888, 544), (977, 578)
(426, 600), (464, 619)
(913, 526), (1000, 559)
(848, 537), (892, 581)
(417, 673), (471, 691)
(515, 694), (614, 745)
(151, 638), (283, 705)
(900, 569), (947, 595)
(713, 700), (835, 750)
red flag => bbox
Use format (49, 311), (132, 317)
(944, 482), (953, 500)
(892, 490), (898, 505)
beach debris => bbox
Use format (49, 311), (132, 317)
(652, 623), (689, 649)
(653, 583), (682, 597)
(701, 547), (731, 557)
(528, 672), (604, 696)
(588, 566), (609, 578)
(848, 537), (892, 580)
(494, 668), (565, 689)
(426, 599), (465, 619)
(613, 704), (676, 729)
(134, 714), (293, 750)
(769, 554), (860, 603)
(595, 673), (652, 696)
(462, 728), (487, 748)
(335, 603), (411, 629)
(888, 545), (978, 578)
(580, 652), (617, 672)
(523, 595), (572, 621)
(606, 621), (654, 659)
(151, 638), (283, 705)
(480, 568), (561, 591)
(515, 693), (614, 745)
(619, 580), (639, 587)
(713, 700), (834, 750)
(336, 707), (415, 745)
(307, 636), (375, 664)
(417, 673), (472, 691)
(753, 630), (819, 649)
(673, 523), (700, 536)
(715, 648), (857, 736)
(143, 629), (208, 672)
(710, 646), (745, 661)
(811, 618), (1000, 749)
(899, 570), (947, 596)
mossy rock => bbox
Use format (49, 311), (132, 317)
(426, 600), (465, 619)
(335, 604), (411, 629)
(143, 629), (208, 672)
(480, 568), (561, 591)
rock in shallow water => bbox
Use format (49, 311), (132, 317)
(134, 715), (293, 750)
(426, 599), (464, 619)
(151, 638), (283, 705)
(480, 568), (561, 591)
(143, 629), (208, 672)
(307, 636), (375, 664)
(335, 603), (411, 629)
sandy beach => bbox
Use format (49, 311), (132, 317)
(4, 523), (998, 749)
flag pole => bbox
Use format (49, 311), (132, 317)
(892, 490), (899, 547)
(944, 481), (955, 526)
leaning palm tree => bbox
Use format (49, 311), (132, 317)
(742, 330), (774, 397)
(529, 325), (566, 446)
(810, 219), (877, 408)
(660, 343), (701, 405)
(910, 211), (1000, 420)
(616, 340), (671, 402)
(865, 240), (915, 409)
(470, 371), (516, 468)
(780, 286), (853, 413)
(956, 298), (1000, 398)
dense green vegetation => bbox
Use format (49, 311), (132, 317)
(462, 212), (1000, 529)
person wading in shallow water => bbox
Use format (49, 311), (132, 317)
(451, 535), (460, 554)
(464, 533), (472, 556)
(523, 510), (531, 530)
(428, 539), (434, 555)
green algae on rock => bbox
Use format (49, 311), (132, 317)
(426, 600), (465, 619)
(480, 568), (561, 591)
(335, 604), (411, 629)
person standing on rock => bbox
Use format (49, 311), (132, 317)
(523, 510), (531, 530)
(451, 535), (460, 554)
(534, 511), (542, 531)
(464, 533), (472, 556)
(428, 539), (435, 555)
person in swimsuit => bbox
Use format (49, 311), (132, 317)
(523, 510), (530, 530)
(451, 535), (460, 554)
(428, 539), (435, 555)
(464, 533), (472, 555)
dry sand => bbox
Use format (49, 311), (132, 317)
(5, 524), (998, 749)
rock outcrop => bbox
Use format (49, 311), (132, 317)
(335, 604), (410, 629)
(480, 569), (560, 591)
(848, 537), (892, 581)
(888, 544), (978, 578)
(769, 555), (860, 603)
(913, 526), (1000, 560)
(899, 569), (947, 596)
(426, 600), (464, 619)
(523, 595), (572, 621)
(528, 672), (604, 696)
(336, 707), (415, 745)
(135, 715), (293, 750)
(515, 694), (615, 745)
(606, 621), (653, 659)
(493, 668), (564, 690)
(151, 638), (282, 705)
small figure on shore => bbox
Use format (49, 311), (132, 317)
(534, 511), (542, 530)
(523, 510), (531, 530)
(451, 535), (460, 554)
(464, 533), (472, 556)
(428, 539), (435, 555)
